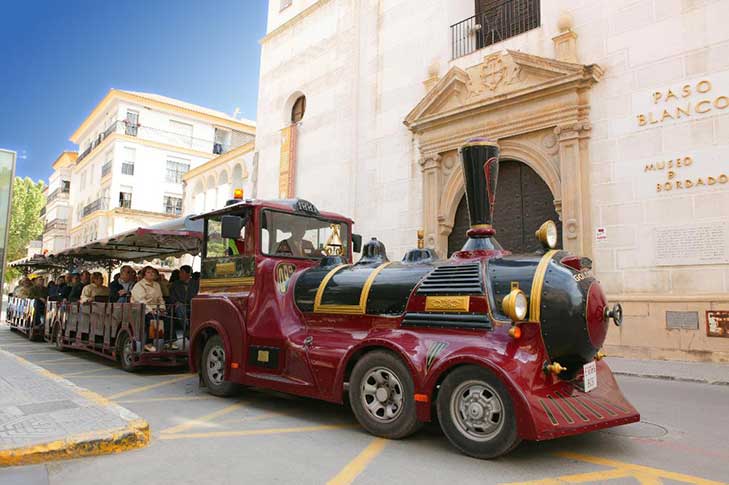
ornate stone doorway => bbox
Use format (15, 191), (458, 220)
(405, 50), (601, 259)
(447, 159), (562, 256)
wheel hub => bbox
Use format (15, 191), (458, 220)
(361, 366), (404, 423)
(450, 380), (505, 442)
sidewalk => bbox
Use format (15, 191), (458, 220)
(608, 356), (729, 386)
(0, 349), (148, 466)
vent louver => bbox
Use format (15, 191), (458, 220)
(416, 263), (483, 295)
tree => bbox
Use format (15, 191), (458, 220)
(5, 177), (46, 280)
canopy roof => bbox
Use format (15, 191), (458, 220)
(49, 216), (203, 267)
(9, 255), (66, 274)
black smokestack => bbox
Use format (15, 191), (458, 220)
(459, 138), (500, 251)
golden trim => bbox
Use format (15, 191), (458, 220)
(461, 140), (499, 147)
(529, 250), (558, 321)
(425, 296), (470, 313)
(314, 262), (392, 315)
(199, 276), (255, 289)
(470, 223), (493, 230)
(214, 262), (237, 276)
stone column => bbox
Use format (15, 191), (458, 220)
(419, 153), (442, 251)
(554, 121), (592, 258)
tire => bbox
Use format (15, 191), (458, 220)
(437, 366), (521, 459)
(200, 335), (239, 397)
(116, 332), (136, 372)
(53, 323), (67, 352)
(349, 351), (421, 439)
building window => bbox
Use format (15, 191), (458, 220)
(125, 110), (139, 136)
(280, 0), (292, 11)
(122, 147), (135, 175)
(119, 188), (132, 209)
(101, 151), (113, 178)
(164, 195), (183, 215)
(214, 127), (231, 154)
(62, 180), (70, 192)
(291, 95), (306, 123)
(166, 159), (190, 184)
(80, 170), (87, 190)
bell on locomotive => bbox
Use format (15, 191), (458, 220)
(458, 138), (623, 379)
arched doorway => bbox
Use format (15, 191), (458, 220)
(447, 160), (562, 256)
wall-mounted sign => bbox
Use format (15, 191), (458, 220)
(637, 147), (729, 198)
(595, 227), (607, 241)
(633, 73), (729, 130)
(707, 310), (729, 338)
(654, 223), (729, 266)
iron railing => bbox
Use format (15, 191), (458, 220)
(450, 0), (540, 59)
(47, 185), (70, 204)
(101, 161), (113, 178)
(44, 219), (68, 232)
(82, 198), (109, 217)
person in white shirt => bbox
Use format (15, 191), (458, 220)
(131, 266), (170, 351)
(80, 272), (109, 303)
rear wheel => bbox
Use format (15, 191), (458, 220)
(116, 332), (136, 372)
(437, 366), (521, 459)
(349, 351), (421, 439)
(201, 335), (239, 397)
(53, 323), (67, 352)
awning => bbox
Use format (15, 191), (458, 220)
(9, 255), (66, 274)
(48, 216), (203, 266)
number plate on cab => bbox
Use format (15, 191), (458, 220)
(583, 361), (597, 392)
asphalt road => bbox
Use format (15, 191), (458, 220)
(0, 326), (727, 485)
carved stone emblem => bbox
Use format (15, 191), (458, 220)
(481, 56), (507, 91)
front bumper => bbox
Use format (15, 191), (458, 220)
(526, 360), (639, 441)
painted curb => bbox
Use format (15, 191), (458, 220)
(613, 370), (729, 386)
(0, 349), (150, 467)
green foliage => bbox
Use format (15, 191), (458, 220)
(5, 177), (46, 280)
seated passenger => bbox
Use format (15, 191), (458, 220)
(28, 277), (48, 300)
(131, 266), (167, 352)
(69, 271), (90, 302)
(275, 224), (318, 258)
(109, 265), (135, 303)
(80, 272), (109, 303)
(169, 265), (195, 339)
(14, 278), (32, 298)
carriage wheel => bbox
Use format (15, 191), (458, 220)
(117, 332), (136, 372)
(437, 366), (521, 459)
(349, 351), (421, 439)
(54, 324), (67, 352)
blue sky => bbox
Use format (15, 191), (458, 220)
(0, 0), (267, 182)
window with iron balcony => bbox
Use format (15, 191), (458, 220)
(451, 0), (540, 59)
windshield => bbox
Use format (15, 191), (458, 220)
(260, 210), (349, 259)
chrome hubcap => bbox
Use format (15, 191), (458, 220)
(207, 346), (225, 386)
(450, 380), (504, 442)
(361, 366), (404, 423)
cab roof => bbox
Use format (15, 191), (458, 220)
(191, 198), (353, 224)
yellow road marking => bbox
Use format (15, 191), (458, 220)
(107, 374), (195, 400)
(161, 400), (247, 434)
(326, 437), (388, 485)
(63, 367), (115, 377)
(503, 452), (727, 485)
(217, 412), (282, 424)
(159, 424), (354, 441)
(35, 357), (84, 364)
(116, 396), (214, 404)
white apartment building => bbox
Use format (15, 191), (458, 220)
(41, 151), (75, 253)
(68, 90), (255, 246)
(255, 0), (729, 361)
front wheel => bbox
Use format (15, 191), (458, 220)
(437, 366), (521, 459)
(349, 351), (421, 439)
(201, 335), (239, 397)
(116, 332), (137, 372)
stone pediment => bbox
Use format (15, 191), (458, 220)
(404, 50), (602, 130)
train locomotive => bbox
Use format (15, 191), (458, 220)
(189, 138), (639, 459)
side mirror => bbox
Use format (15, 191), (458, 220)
(352, 234), (362, 253)
(221, 215), (245, 239)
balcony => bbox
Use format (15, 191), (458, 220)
(82, 198), (109, 217)
(39, 206), (46, 217)
(101, 161), (113, 178)
(47, 184), (71, 204)
(77, 122), (119, 163)
(450, 0), (540, 59)
(44, 219), (68, 233)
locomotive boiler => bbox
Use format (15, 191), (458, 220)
(190, 137), (639, 460)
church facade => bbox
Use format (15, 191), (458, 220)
(254, 0), (729, 361)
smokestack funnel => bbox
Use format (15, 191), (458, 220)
(459, 138), (500, 251)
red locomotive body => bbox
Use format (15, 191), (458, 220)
(189, 140), (638, 458)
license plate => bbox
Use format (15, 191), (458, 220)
(583, 361), (597, 392)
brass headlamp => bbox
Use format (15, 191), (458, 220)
(502, 288), (528, 321)
(535, 220), (558, 249)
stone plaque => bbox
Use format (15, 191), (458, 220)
(654, 223), (729, 266)
(666, 311), (699, 330)
(707, 310), (729, 338)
